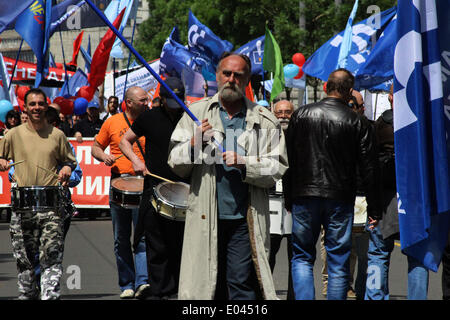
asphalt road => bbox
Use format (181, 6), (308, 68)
(0, 211), (444, 300)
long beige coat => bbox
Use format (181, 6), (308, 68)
(168, 94), (288, 300)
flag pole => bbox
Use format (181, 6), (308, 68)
(84, 0), (225, 152)
(122, 17), (138, 102)
(85, 2), (198, 125)
(58, 27), (70, 94)
(8, 39), (24, 91)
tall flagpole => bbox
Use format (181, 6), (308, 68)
(59, 27), (70, 94)
(84, 0), (225, 152)
(8, 39), (24, 91)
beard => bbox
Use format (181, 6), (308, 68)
(279, 119), (289, 132)
(218, 82), (245, 103)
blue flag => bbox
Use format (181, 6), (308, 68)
(188, 10), (233, 65)
(58, 68), (88, 97)
(393, 0), (450, 272)
(49, 0), (86, 37)
(181, 65), (217, 99)
(15, 0), (52, 87)
(235, 36), (265, 75)
(81, 35), (92, 74)
(303, 6), (396, 82)
(107, 0), (138, 59)
(0, 1), (35, 33)
(160, 27), (198, 78)
(354, 13), (397, 91)
(337, 0), (359, 68)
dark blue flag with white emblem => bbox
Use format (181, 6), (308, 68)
(354, 12), (397, 91)
(393, 0), (450, 272)
(188, 10), (233, 66)
(302, 7), (396, 84)
(234, 36), (265, 75)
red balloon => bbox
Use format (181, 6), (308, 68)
(323, 82), (327, 93)
(16, 86), (30, 101)
(55, 63), (64, 69)
(294, 67), (304, 79)
(292, 53), (306, 67)
(59, 98), (74, 115)
(53, 96), (65, 105)
(121, 100), (126, 112)
(77, 86), (95, 101)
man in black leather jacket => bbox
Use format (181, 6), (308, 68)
(284, 68), (380, 300)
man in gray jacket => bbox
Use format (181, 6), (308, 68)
(168, 52), (288, 300)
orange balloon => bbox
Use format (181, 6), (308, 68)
(323, 82), (327, 93)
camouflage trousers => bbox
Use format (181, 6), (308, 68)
(10, 208), (65, 300)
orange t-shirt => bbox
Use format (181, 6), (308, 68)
(95, 113), (145, 175)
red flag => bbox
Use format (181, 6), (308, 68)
(68, 31), (84, 67)
(84, 8), (126, 100)
(245, 81), (255, 102)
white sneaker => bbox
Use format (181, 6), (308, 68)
(120, 289), (135, 299)
(135, 284), (150, 299)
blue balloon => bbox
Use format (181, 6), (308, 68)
(257, 100), (270, 108)
(73, 97), (88, 116)
(0, 100), (14, 123)
(284, 64), (300, 79)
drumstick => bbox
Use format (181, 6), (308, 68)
(144, 170), (175, 184)
(114, 154), (124, 161)
(8, 160), (25, 167)
(36, 164), (60, 179)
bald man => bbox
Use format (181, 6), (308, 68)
(285, 68), (380, 300)
(91, 86), (150, 299)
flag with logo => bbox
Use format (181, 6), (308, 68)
(15, 0), (52, 87)
(49, 0), (86, 37)
(354, 13), (397, 91)
(188, 11), (233, 64)
(303, 6), (396, 83)
(160, 26), (198, 78)
(235, 36), (265, 75)
(263, 26), (284, 103)
(393, 0), (450, 272)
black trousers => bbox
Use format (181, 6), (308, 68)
(442, 232), (450, 300)
(140, 189), (185, 298)
(269, 233), (294, 300)
(215, 218), (261, 300)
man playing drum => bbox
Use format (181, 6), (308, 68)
(0, 88), (77, 300)
(91, 86), (149, 299)
(119, 77), (188, 300)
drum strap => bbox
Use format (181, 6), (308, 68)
(122, 112), (145, 158)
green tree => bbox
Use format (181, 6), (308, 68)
(135, 0), (397, 99)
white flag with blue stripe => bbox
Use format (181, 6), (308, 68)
(393, 0), (450, 272)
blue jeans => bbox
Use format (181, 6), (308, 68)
(291, 197), (353, 300)
(365, 225), (394, 300)
(365, 226), (429, 300)
(110, 201), (148, 291)
(407, 255), (429, 300)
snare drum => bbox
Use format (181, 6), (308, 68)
(353, 196), (367, 233)
(111, 176), (144, 209)
(151, 181), (189, 221)
(11, 186), (62, 212)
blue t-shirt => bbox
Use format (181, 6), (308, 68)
(216, 104), (248, 220)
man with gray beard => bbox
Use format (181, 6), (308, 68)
(269, 100), (295, 299)
(168, 52), (288, 300)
